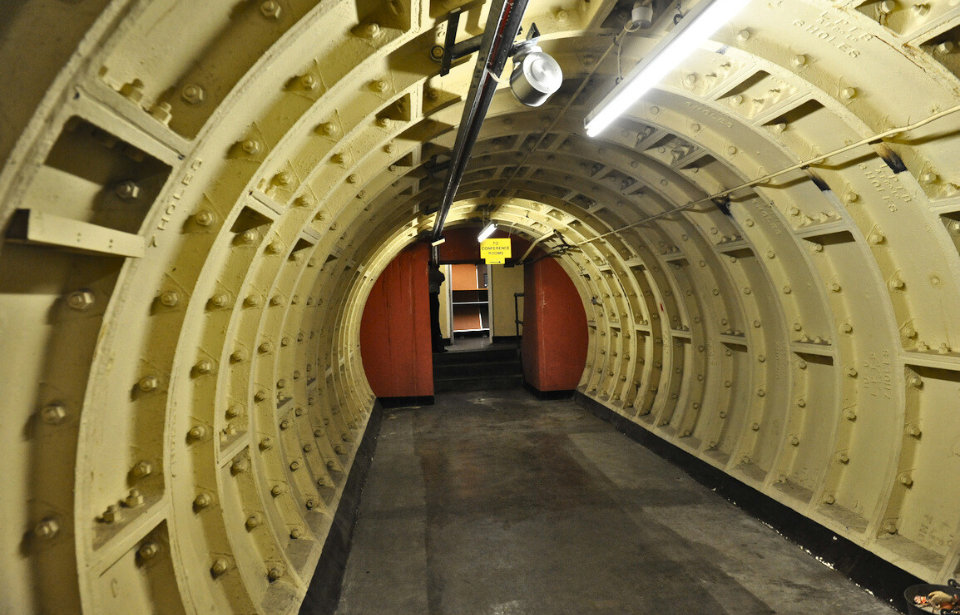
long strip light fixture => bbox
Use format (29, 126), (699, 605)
(477, 222), (498, 241)
(584, 0), (750, 137)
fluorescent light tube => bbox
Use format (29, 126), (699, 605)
(477, 222), (497, 242)
(584, 0), (750, 137)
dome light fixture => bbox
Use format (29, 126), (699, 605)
(510, 39), (563, 107)
(584, 0), (750, 137)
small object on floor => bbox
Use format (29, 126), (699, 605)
(914, 590), (959, 613)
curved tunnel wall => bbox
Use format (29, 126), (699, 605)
(4, 0), (960, 612)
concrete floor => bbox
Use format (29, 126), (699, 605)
(335, 390), (899, 615)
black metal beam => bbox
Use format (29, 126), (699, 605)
(430, 0), (529, 242)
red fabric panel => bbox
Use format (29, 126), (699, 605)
(359, 243), (434, 397)
(521, 257), (588, 391)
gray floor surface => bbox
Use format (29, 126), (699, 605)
(335, 390), (898, 615)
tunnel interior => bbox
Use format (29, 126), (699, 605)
(4, 0), (960, 612)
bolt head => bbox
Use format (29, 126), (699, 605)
(41, 403), (67, 425)
(188, 425), (206, 440)
(132, 461), (153, 478)
(260, 0), (282, 19)
(241, 139), (261, 155)
(67, 289), (95, 311)
(138, 375), (160, 392)
(34, 518), (60, 539)
(138, 541), (159, 559)
(290, 528), (302, 539)
(160, 291), (180, 307)
(231, 457), (249, 474)
(194, 493), (212, 509)
(246, 514), (262, 530)
(267, 566), (284, 581)
(181, 84), (206, 104)
(211, 558), (229, 576)
(115, 180), (141, 200)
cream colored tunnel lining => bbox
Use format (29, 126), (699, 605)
(4, 0), (960, 612)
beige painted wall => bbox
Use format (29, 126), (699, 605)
(439, 264), (451, 340)
(491, 264), (524, 338)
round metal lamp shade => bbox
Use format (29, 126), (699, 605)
(510, 49), (563, 107)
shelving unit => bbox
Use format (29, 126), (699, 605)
(450, 263), (490, 335)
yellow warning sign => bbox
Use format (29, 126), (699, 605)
(480, 238), (512, 264)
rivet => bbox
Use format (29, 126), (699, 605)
(841, 87), (857, 100)
(899, 475), (913, 487)
(889, 278), (905, 290)
(194, 493), (212, 509)
(883, 520), (898, 534)
(737, 29), (751, 42)
(757, 388), (765, 397)
(753, 320), (762, 328)
(783, 286), (792, 294)
(830, 282), (841, 292)
(797, 398), (806, 407)
(294, 407), (303, 417)
(751, 422), (760, 431)
(305, 498), (318, 510)
(270, 295), (282, 306)
(841, 323), (853, 333)
(757, 354), (766, 362)
(823, 495), (836, 505)
(290, 528), (302, 539)
(314, 429), (324, 438)
(259, 342), (273, 354)
(188, 425), (206, 440)
(837, 452), (849, 464)
(792, 54), (807, 67)
(789, 435), (800, 446)
(195, 359), (213, 374)
(846, 367), (858, 377)
(254, 389), (267, 402)
(845, 409), (857, 421)
(268, 567), (284, 581)
(280, 419), (291, 430)
(724, 380), (732, 388)
(812, 243), (823, 252)
(246, 514), (262, 530)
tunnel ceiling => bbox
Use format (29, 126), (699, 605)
(4, 0), (960, 612)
